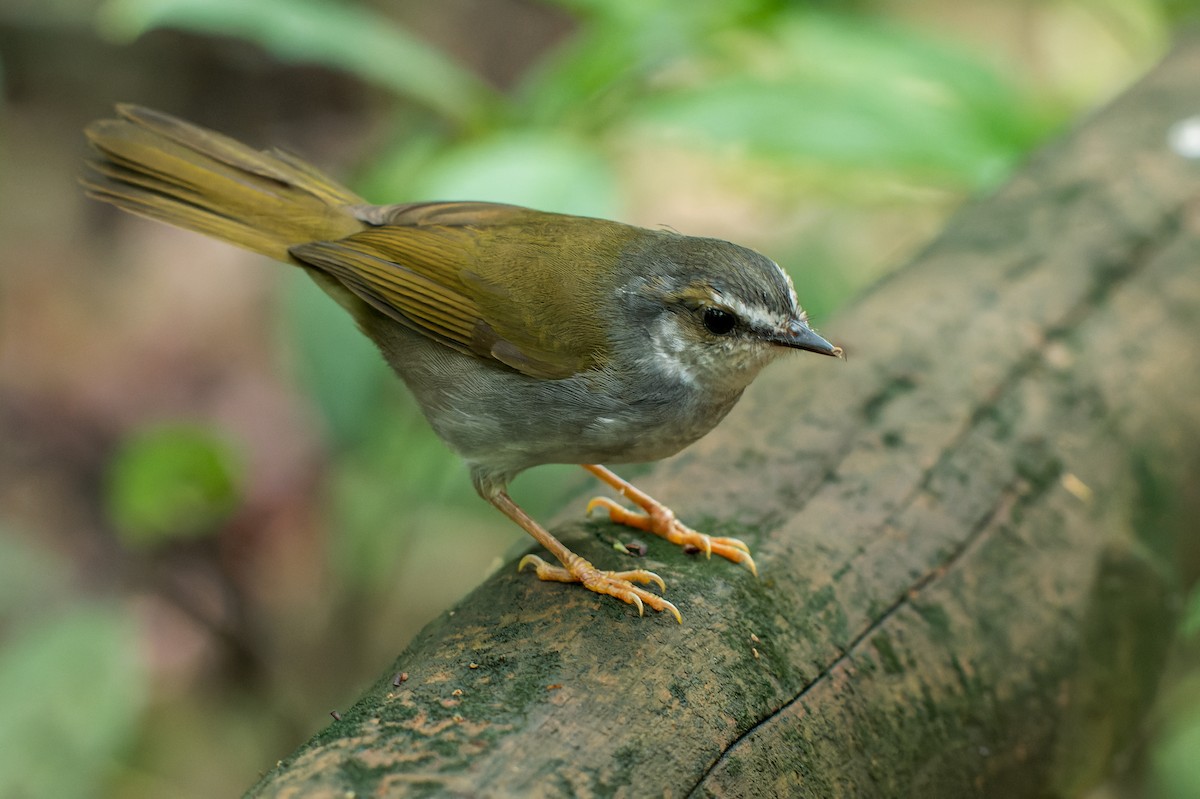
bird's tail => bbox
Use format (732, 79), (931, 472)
(82, 105), (367, 261)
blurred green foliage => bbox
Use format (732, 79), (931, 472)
(106, 424), (241, 547)
(97, 0), (1064, 203)
(628, 14), (1049, 186)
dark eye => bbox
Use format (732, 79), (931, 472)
(702, 307), (737, 335)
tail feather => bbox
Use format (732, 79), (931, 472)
(82, 105), (366, 261)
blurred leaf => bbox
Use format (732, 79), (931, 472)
(637, 79), (997, 184)
(280, 273), (392, 447)
(519, 0), (759, 128)
(96, 0), (496, 126)
(107, 423), (241, 547)
(630, 12), (1055, 188)
(517, 25), (646, 130)
(404, 131), (620, 217)
(0, 606), (145, 799)
(774, 13), (1053, 146)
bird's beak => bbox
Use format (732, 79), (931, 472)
(770, 320), (843, 358)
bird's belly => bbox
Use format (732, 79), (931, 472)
(376, 327), (741, 478)
(573, 403), (732, 464)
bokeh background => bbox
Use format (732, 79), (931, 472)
(1, 1), (1197, 796)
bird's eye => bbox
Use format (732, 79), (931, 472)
(702, 307), (737, 335)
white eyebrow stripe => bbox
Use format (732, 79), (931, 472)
(771, 259), (800, 311)
(768, 259), (808, 323)
(722, 294), (790, 333)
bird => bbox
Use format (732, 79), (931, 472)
(82, 105), (841, 623)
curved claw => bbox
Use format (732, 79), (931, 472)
(607, 569), (667, 592)
(659, 599), (683, 625)
(699, 540), (758, 577)
(615, 584), (682, 623)
(738, 551), (758, 578)
(585, 497), (612, 517)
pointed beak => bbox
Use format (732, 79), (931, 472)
(769, 320), (843, 358)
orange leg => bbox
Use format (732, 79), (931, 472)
(487, 490), (681, 623)
(582, 464), (758, 576)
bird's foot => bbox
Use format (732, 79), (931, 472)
(518, 553), (681, 623)
(585, 496), (758, 576)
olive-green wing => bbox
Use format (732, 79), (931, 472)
(290, 202), (624, 379)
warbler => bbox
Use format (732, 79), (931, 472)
(83, 106), (841, 622)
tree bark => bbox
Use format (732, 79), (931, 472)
(248, 35), (1200, 799)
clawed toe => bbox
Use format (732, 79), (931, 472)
(585, 492), (757, 575)
(518, 554), (680, 623)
